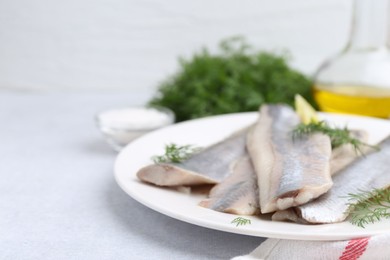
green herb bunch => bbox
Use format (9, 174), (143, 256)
(149, 37), (315, 122)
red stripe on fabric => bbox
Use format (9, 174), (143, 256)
(340, 238), (369, 260)
(340, 240), (369, 260)
(339, 238), (370, 260)
(344, 241), (367, 259)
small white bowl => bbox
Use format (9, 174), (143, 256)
(96, 106), (175, 151)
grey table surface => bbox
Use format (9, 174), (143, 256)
(0, 90), (264, 260)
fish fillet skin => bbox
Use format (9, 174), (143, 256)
(330, 130), (369, 175)
(273, 135), (390, 224)
(137, 128), (248, 186)
(199, 156), (260, 215)
(247, 105), (332, 214)
(273, 130), (370, 222)
(201, 129), (365, 216)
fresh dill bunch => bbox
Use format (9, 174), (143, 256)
(231, 217), (251, 227)
(345, 188), (390, 228)
(152, 143), (201, 164)
(292, 120), (377, 153)
(149, 37), (315, 122)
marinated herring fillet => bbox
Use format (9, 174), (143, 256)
(247, 105), (333, 214)
(199, 129), (368, 215)
(137, 128), (248, 186)
(199, 156), (259, 215)
(272, 135), (390, 224)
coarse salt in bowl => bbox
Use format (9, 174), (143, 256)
(96, 106), (175, 151)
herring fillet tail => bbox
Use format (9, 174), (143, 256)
(136, 127), (249, 186)
(199, 156), (260, 215)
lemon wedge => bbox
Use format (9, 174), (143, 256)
(294, 94), (318, 124)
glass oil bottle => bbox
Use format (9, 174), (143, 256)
(313, 0), (390, 118)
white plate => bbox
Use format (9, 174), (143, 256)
(114, 112), (390, 241)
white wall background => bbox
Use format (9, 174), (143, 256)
(0, 0), (352, 92)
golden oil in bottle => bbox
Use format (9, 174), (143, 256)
(313, 85), (390, 118)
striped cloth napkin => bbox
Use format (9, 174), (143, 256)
(232, 234), (390, 260)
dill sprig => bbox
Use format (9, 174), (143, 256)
(231, 217), (251, 227)
(292, 120), (377, 153)
(345, 188), (390, 228)
(152, 143), (201, 164)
